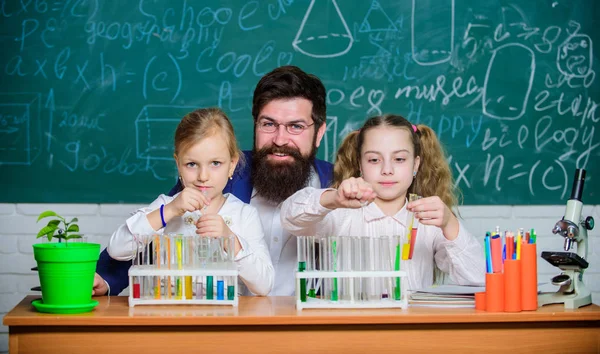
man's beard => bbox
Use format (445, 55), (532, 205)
(251, 144), (316, 204)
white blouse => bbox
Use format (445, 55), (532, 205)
(108, 193), (274, 296)
(280, 187), (485, 291)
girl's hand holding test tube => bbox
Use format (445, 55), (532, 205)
(407, 196), (459, 241)
(320, 177), (377, 209)
(145, 187), (211, 231)
(165, 187), (212, 218)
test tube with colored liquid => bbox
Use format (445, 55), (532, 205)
(227, 276), (235, 300)
(408, 195), (420, 259)
(206, 275), (214, 300)
(165, 234), (172, 299)
(142, 235), (152, 299)
(131, 235), (141, 299)
(331, 236), (339, 301)
(154, 234), (161, 299)
(176, 235), (183, 299)
(217, 277), (224, 300)
(320, 236), (330, 300)
(297, 236), (307, 302)
(184, 236), (193, 299)
(308, 236), (316, 298)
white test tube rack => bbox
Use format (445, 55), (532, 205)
(295, 235), (409, 310)
(127, 233), (239, 307)
(295, 270), (408, 309)
(128, 264), (239, 307)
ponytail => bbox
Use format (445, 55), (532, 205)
(332, 130), (360, 188)
(410, 124), (459, 209)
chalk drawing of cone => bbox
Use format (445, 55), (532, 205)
(292, 0), (354, 58)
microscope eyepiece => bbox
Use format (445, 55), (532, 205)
(569, 169), (586, 201)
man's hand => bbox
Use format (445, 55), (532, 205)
(92, 272), (108, 296)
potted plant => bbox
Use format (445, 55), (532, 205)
(32, 210), (101, 314)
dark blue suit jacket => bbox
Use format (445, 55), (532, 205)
(96, 151), (333, 295)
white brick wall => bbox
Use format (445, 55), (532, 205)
(1, 203), (599, 353)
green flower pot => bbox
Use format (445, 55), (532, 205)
(32, 243), (101, 313)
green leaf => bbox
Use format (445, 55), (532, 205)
(46, 219), (60, 228)
(66, 234), (83, 240)
(69, 217), (79, 224)
(37, 225), (58, 238)
(37, 211), (59, 222)
(66, 224), (79, 233)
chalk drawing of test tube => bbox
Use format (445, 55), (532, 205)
(292, 0), (354, 58)
(482, 43), (535, 121)
(411, 0), (454, 66)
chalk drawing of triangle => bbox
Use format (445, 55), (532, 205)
(359, 0), (398, 33)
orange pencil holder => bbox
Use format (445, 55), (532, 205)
(475, 292), (486, 311)
(520, 243), (538, 310)
(485, 272), (505, 312)
(503, 259), (522, 312)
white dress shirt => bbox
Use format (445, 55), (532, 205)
(107, 193), (274, 296)
(250, 167), (321, 296)
(280, 187), (486, 291)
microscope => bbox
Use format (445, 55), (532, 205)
(538, 169), (595, 309)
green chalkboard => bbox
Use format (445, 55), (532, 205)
(1, 0), (598, 204)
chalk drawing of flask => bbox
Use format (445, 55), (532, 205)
(292, 0), (354, 58)
(411, 0), (454, 66)
(482, 43), (535, 121)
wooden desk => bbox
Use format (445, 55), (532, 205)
(4, 295), (600, 353)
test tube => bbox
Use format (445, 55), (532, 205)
(364, 236), (374, 301)
(297, 236), (307, 302)
(197, 236), (208, 268)
(319, 236), (329, 300)
(165, 234), (172, 299)
(154, 234), (161, 299)
(408, 194), (421, 260)
(402, 196), (416, 260)
(196, 275), (204, 299)
(176, 235), (183, 299)
(217, 277), (224, 300)
(227, 276), (235, 301)
(132, 235), (141, 299)
(227, 234), (236, 262)
(341, 236), (352, 301)
(184, 235), (193, 299)
(141, 234), (152, 299)
(330, 236), (339, 301)
(381, 235), (392, 300)
(206, 275), (214, 300)
(303, 236), (311, 298)
(352, 236), (364, 301)
(308, 236), (317, 297)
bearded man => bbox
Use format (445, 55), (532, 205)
(93, 66), (333, 296)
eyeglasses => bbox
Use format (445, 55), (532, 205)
(256, 119), (315, 135)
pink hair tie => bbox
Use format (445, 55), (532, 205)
(412, 124), (417, 133)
